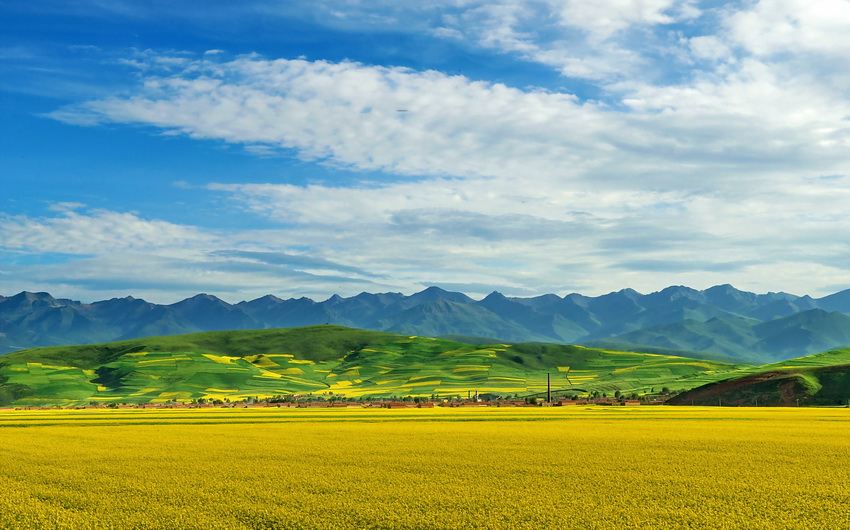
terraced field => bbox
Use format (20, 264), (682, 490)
(0, 326), (749, 406)
(0, 407), (848, 529)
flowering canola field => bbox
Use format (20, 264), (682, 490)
(1, 407), (848, 529)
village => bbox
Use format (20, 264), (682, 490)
(4, 391), (676, 411)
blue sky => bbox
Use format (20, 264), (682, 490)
(2, 0), (850, 303)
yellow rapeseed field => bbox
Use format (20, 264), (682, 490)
(0, 407), (848, 529)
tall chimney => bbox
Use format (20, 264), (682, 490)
(547, 372), (551, 403)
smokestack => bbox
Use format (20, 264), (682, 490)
(547, 372), (551, 403)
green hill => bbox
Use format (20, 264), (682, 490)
(668, 347), (850, 407)
(0, 326), (748, 406)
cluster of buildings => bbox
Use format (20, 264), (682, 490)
(4, 394), (655, 411)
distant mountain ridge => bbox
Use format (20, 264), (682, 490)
(3, 284), (850, 362)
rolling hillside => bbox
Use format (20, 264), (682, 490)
(0, 326), (747, 406)
(668, 348), (850, 407)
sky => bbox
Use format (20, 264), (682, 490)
(2, 0), (850, 304)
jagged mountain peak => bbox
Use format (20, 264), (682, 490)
(171, 293), (227, 306)
(645, 285), (703, 305)
(478, 292), (529, 312)
(703, 284), (750, 299)
(523, 293), (562, 303)
(236, 294), (285, 313)
(88, 296), (152, 310)
(404, 286), (473, 306)
(7, 291), (60, 302)
(482, 291), (508, 301)
(591, 288), (643, 309)
(256, 294), (284, 303)
(1, 291), (66, 311)
(705, 283), (739, 293)
(660, 285), (699, 294)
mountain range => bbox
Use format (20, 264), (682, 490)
(3, 284), (850, 363)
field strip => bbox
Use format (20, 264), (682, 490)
(1, 407), (848, 428)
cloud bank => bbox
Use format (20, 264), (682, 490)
(4, 0), (850, 302)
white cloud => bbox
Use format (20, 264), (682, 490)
(428, 0), (701, 81)
(552, 0), (694, 38)
(622, 57), (850, 131)
(3, 174), (850, 302)
(47, 202), (87, 213)
(688, 36), (732, 62)
(204, 172), (850, 298)
(50, 56), (623, 183)
(16, 1), (850, 300)
(0, 208), (391, 303)
(48, 51), (850, 194)
(0, 209), (213, 255)
(726, 0), (850, 57)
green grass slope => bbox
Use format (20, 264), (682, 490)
(668, 347), (850, 407)
(0, 326), (748, 406)
(580, 340), (754, 364)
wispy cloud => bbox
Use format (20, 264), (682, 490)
(47, 48), (850, 189)
(7, 1), (850, 301)
(0, 209), (390, 303)
(431, 0), (702, 81)
(31, 36), (850, 299)
(0, 208), (213, 255)
(209, 250), (382, 278)
(47, 56), (613, 182)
